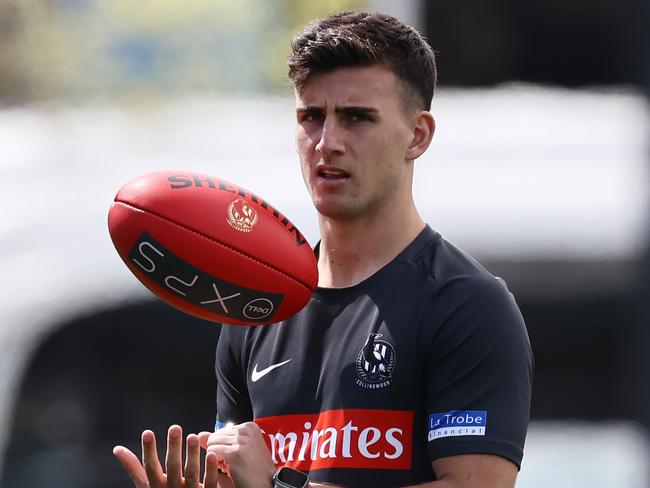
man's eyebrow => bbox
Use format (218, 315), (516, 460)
(296, 106), (379, 114)
(296, 106), (322, 113)
(335, 106), (378, 115)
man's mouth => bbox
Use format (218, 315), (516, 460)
(317, 168), (350, 180)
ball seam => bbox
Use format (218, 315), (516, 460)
(113, 200), (315, 294)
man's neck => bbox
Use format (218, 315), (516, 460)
(316, 203), (425, 288)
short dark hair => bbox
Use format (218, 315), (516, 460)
(288, 11), (437, 111)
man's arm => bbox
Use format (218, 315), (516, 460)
(307, 455), (515, 488)
(206, 423), (516, 488)
(402, 455), (517, 488)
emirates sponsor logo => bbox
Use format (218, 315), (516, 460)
(255, 409), (413, 471)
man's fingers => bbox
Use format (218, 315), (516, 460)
(184, 434), (201, 487)
(198, 431), (211, 449)
(113, 445), (149, 488)
(165, 425), (183, 488)
(203, 452), (220, 488)
(141, 430), (165, 487)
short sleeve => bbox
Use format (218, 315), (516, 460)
(421, 275), (533, 468)
(215, 325), (254, 429)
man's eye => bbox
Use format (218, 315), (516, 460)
(350, 113), (372, 123)
(300, 112), (324, 122)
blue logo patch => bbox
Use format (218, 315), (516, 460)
(428, 410), (487, 441)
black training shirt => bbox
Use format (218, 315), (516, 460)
(215, 226), (533, 487)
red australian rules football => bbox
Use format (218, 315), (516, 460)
(108, 171), (318, 325)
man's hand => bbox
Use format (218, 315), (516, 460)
(113, 424), (226, 488)
(204, 422), (276, 488)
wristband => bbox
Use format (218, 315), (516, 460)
(272, 467), (309, 488)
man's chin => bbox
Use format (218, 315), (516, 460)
(315, 201), (361, 222)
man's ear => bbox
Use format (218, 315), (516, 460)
(406, 111), (435, 161)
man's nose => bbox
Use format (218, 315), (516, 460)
(315, 118), (345, 157)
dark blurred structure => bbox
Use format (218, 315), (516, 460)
(424, 0), (648, 87)
(0, 302), (219, 488)
(636, 0), (650, 435)
(485, 261), (643, 422)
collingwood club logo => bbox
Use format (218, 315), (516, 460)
(227, 198), (258, 232)
(355, 333), (396, 389)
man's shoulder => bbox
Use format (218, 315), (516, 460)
(217, 323), (258, 352)
(405, 228), (508, 295)
(414, 237), (529, 365)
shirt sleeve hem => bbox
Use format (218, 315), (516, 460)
(428, 438), (524, 470)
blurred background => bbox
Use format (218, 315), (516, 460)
(0, 0), (649, 486)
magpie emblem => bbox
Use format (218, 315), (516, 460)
(227, 198), (258, 232)
(355, 333), (396, 389)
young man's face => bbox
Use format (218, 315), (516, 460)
(294, 65), (418, 221)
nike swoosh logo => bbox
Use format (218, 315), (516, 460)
(251, 359), (292, 382)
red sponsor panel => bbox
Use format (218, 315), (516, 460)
(255, 409), (413, 471)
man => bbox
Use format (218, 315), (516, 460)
(114, 11), (533, 488)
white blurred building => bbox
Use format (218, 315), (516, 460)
(0, 86), (648, 487)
